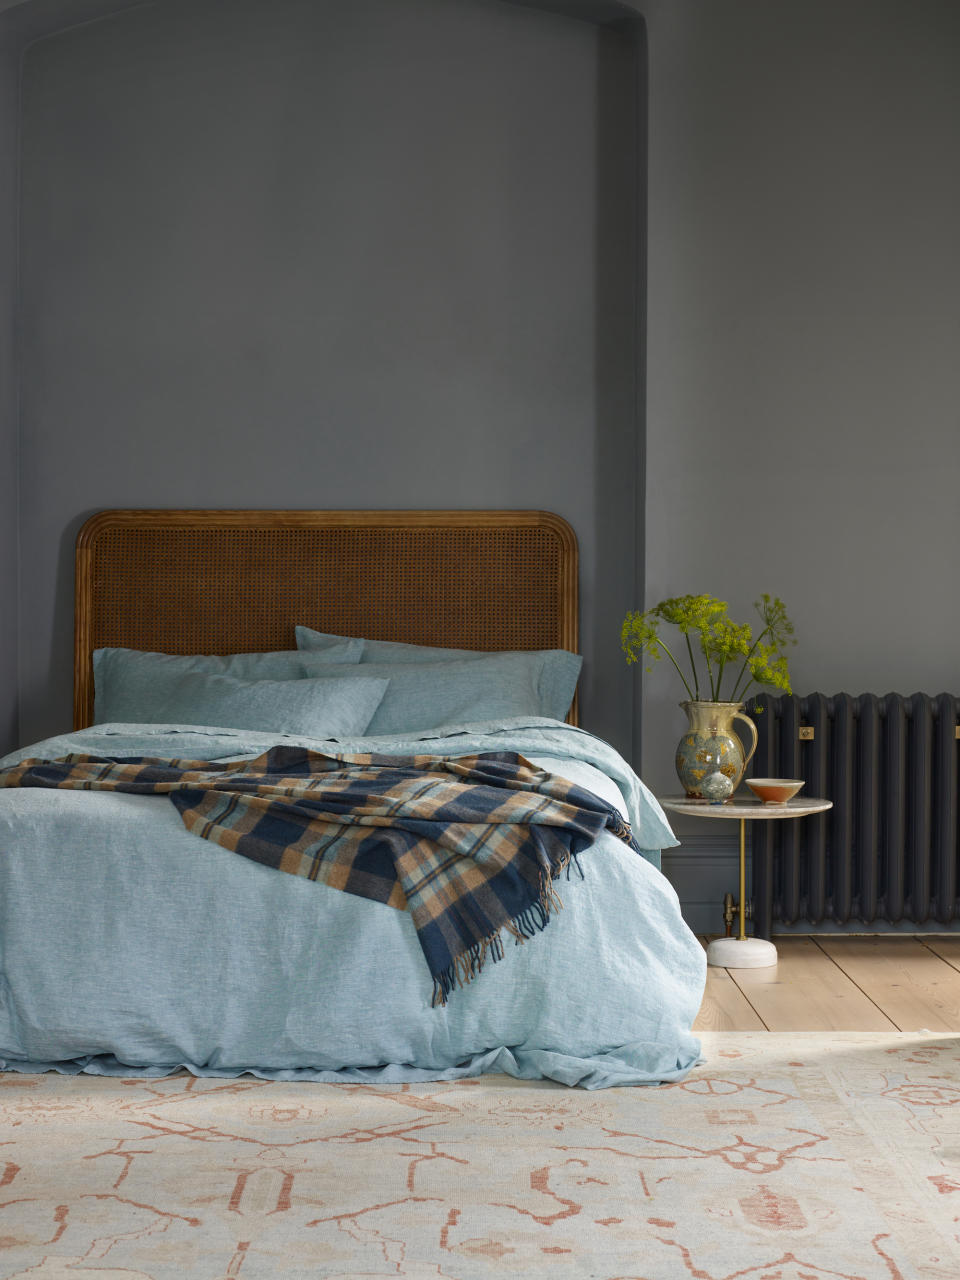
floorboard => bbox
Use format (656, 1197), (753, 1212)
(691, 935), (960, 1033)
(727, 937), (897, 1032)
(692, 938), (766, 1031)
(921, 935), (960, 976)
(815, 936), (960, 1032)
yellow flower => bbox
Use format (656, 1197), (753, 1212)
(622, 593), (795, 701)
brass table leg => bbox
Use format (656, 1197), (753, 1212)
(738, 818), (747, 942)
(705, 814), (777, 968)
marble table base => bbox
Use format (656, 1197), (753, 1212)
(706, 936), (778, 968)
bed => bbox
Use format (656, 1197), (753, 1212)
(0, 509), (705, 1088)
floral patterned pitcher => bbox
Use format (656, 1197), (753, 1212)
(675, 700), (758, 799)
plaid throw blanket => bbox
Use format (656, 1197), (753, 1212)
(0, 747), (639, 1005)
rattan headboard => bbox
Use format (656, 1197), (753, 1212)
(75, 509), (579, 731)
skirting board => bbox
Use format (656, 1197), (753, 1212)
(660, 833), (741, 937)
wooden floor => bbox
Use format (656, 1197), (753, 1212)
(694, 935), (960, 1032)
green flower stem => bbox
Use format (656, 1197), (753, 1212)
(657, 639), (697, 701)
(700, 635), (717, 700)
(729, 628), (772, 701)
(731, 674), (757, 702)
(716, 654), (727, 701)
(684, 633), (701, 699)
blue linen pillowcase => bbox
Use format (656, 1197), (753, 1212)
(287, 651), (577, 735)
(295, 626), (582, 723)
(93, 642), (362, 724)
(92, 669), (389, 736)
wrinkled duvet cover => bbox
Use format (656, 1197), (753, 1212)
(0, 717), (705, 1088)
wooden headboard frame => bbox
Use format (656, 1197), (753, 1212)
(75, 509), (579, 731)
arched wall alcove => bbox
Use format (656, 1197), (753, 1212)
(0, 0), (646, 757)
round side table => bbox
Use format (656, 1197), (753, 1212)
(659, 794), (833, 968)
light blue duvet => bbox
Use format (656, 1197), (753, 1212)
(0, 718), (705, 1088)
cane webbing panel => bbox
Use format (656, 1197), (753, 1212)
(75, 510), (579, 730)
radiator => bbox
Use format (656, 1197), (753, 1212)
(750, 693), (960, 936)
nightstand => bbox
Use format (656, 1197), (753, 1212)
(659, 794), (833, 968)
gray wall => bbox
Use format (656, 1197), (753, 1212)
(641, 0), (960, 800)
(1, 12), (143, 751)
(15, 0), (641, 749)
(637, 0), (960, 925)
(0, 29), (17, 752)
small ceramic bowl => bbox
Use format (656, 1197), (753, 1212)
(746, 778), (805, 804)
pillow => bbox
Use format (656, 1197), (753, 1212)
(285, 653), (578, 735)
(93, 642), (362, 724)
(295, 626), (582, 722)
(92, 670), (389, 736)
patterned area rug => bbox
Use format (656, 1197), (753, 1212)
(1, 1033), (959, 1280)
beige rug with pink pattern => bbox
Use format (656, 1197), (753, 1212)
(1, 1033), (959, 1280)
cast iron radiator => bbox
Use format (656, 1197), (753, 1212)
(750, 693), (960, 937)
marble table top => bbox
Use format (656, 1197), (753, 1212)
(659, 794), (833, 820)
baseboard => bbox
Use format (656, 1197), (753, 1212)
(661, 832), (741, 936)
(771, 921), (960, 935)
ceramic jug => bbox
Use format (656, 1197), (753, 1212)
(675, 700), (758, 799)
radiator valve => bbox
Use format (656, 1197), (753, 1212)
(722, 893), (735, 935)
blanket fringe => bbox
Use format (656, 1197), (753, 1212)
(431, 865), (568, 1007)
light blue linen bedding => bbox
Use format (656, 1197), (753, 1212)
(98, 670), (389, 736)
(285, 655), (579, 733)
(93, 641), (363, 724)
(295, 626), (583, 723)
(0, 718), (702, 1088)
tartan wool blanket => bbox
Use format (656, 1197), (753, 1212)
(0, 746), (640, 1005)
